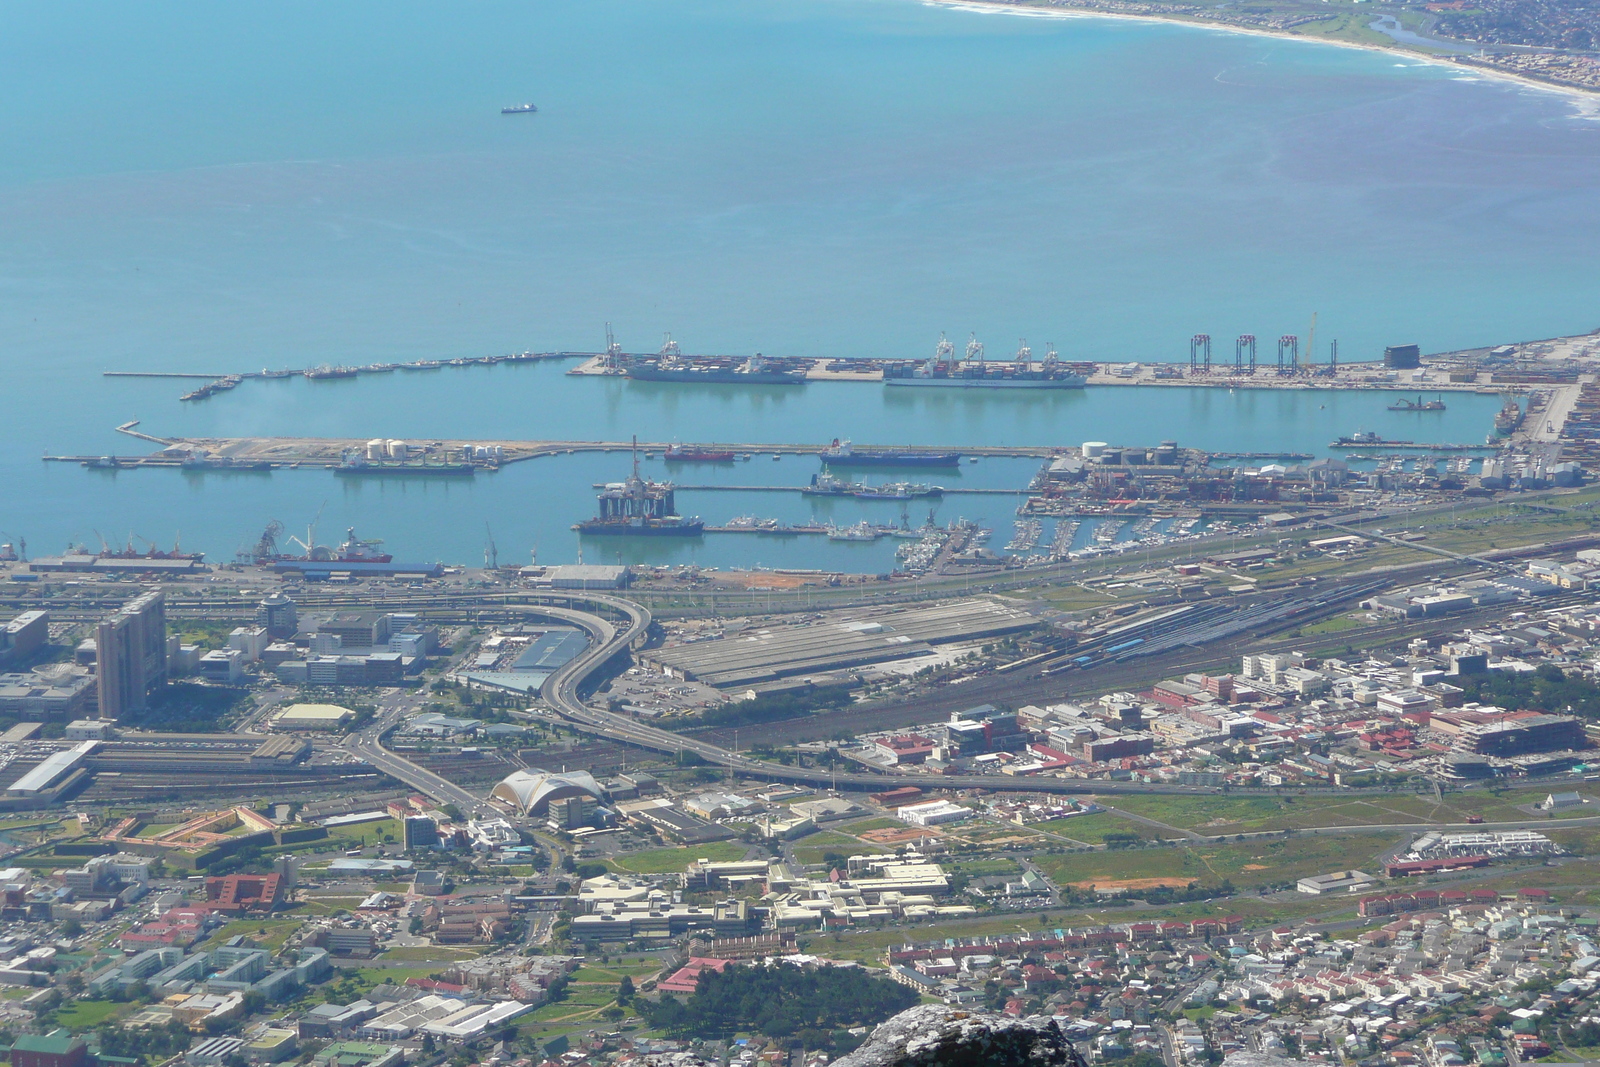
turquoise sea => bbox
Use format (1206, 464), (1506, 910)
(1, 0), (1598, 569)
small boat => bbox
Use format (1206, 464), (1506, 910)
(501, 103), (538, 114)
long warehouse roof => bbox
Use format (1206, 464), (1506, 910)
(642, 598), (1036, 687)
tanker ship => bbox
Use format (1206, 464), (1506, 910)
(883, 335), (1091, 389)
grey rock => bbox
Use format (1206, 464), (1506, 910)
(835, 1005), (1083, 1067)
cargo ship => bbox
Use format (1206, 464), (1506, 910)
(1388, 396), (1446, 412)
(819, 439), (960, 468)
(664, 444), (737, 462)
(95, 536), (204, 563)
(883, 335), (1091, 389)
(854, 481), (943, 501)
(804, 471), (944, 499)
(1494, 399), (1524, 437)
(334, 460), (476, 476)
(575, 441), (704, 536)
(247, 522), (394, 565)
(305, 365), (358, 380)
(1331, 431), (1414, 447)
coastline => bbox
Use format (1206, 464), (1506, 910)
(922, 0), (1600, 101)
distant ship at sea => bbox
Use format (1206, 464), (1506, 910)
(883, 334), (1092, 389)
(501, 103), (538, 114)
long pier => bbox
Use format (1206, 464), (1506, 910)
(45, 428), (1519, 475)
(617, 483), (1029, 495)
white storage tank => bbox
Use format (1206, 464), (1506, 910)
(386, 439), (408, 459)
(1081, 441), (1107, 459)
(366, 439), (386, 460)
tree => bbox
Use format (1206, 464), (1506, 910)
(618, 975), (635, 1003)
(59, 917), (84, 938)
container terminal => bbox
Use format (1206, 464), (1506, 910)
(105, 328), (1595, 402)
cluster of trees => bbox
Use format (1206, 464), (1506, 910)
(1456, 662), (1600, 719)
(696, 685), (854, 728)
(128, 682), (248, 732)
(636, 962), (916, 1047)
(96, 1020), (193, 1062)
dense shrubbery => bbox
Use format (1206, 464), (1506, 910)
(636, 962), (916, 1044)
(696, 685), (854, 728)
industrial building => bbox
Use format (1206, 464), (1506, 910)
(270, 703), (356, 731)
(641, 598), (1037, 689)
(96, 590), (168, 720)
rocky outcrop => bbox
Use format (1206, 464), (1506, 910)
(835, 1005), (1084, 1067)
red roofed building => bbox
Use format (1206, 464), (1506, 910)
(875, 736), (937, 766)
(205, 873), (282, 914)
(658, 956), (734, 995)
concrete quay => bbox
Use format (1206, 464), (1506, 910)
(47, 433), (1068, 471)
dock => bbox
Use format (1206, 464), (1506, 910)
(607, 483), (1029, 495)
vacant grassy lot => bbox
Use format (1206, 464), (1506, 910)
(611, 841), (748, 874)
(791, 831), (874, 865)
(1033, 833), (1399, 891)
(1036, 812), (1182, 845)
(1100, 788), (1576, 836)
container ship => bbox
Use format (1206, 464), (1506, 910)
(575, 442), (704, 536)
(883, 335), (1091, 389)
(819, 439), (960, 468)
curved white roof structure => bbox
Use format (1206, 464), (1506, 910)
(491, 769), (604, 815)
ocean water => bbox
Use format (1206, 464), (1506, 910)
(1, 0), (1597, 568)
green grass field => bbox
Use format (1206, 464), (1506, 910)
(325, 817), (402, 843)
(1033, 833), (1399, 891)
(611, 841), (748, 874)
(52, 1000), (125, 1029)
(791, 831), (876, 865)
(1036, 812), (1182, 844)
(1098, 788), (1576, 836)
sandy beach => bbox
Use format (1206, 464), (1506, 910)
(923, 0), (1600, 102)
